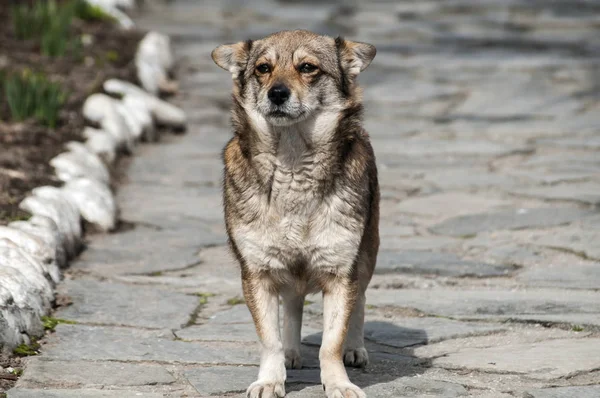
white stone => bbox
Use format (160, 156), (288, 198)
(83, 127), (118, 164)
(50, 142), (110, 184)
(85, 0), (135, 29)
(62, 178), (117, 232)
(123, 95), (157, 142)
(83, 94), (134, 152)
(0, 226), (60, 284)
(10, 216), (67, 269)
(103, 79), (187, 127)
(135, 32), (177, 95)
(20, 189), (81, 259)
(0, 239), (53, 314)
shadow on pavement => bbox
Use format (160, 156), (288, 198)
(288, 321), (430, 393)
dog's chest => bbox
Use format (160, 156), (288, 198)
(233, 134), (362, 276)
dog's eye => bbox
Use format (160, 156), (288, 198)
(256, 64), (271, 74)
(298, 63), (318, 74)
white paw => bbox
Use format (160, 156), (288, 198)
(285, 348), (303, 369)
(324, 381), (366, 398)
(247, 380), (286, 398)
(343, 347), (369, 368)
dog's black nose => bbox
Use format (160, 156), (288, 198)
(268, 84), (291, 106)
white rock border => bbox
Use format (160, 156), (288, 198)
(0, 6), (187, 351)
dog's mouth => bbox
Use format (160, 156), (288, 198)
(268, 109), (306, 119)
(268, 110), (292, 118)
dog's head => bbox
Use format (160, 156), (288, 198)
(212, 30), (376, 127)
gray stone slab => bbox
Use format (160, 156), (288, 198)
(184, 366), (255, 395)
(422, 169), (518, 190)
(287, 378), (469, 398)
(519, 264), (600, 290)
(366, 288), (600, 325)
(118, 184), (225, 228)
(127, 152), (223, 188)
(430, 208), (592, 237)
(531, 227), (600, 261)
(42, 324), (258, 365)
(372, 139), (530, 158)
(207, 305), (254, 324)
(7, 390), (163, 398)
(510, 183), (600, 205)
(381, 236), (461, 252)
(304, 318), (503, 348)
(364, 318), (504, 348)
(55, 279), (199, 329)
(376, 250), (515, 277)
(537, 136), (600, 150)
(508, 169), (598, 185)
(184, 366), (321, 396)
(433, 338), (600, 380)
(17, 358), (174, 387)
(176, 323), (258, 342)
(395, 193), (510, 218)
(177, 322), (321, 343)
(76, 225), (226, 275)
(364, 378), (468, 398)
(524, 386), (600, 398)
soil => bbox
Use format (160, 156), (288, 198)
(0, 0), (144, 225)
(0, 1), (145, 393)
(0, 352), (22, 394)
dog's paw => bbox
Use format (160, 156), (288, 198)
(323, 381), (366, 398)
(285, 348), (302, 369)
(246, 380), (285, 398)
(344, 347), (369, 368)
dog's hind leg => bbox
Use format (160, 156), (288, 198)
(281, 291), (305, 369)
(343, 288), (369, 368)
(243, 276), (286, 398)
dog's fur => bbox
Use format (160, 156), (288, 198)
(212, 30), (379, 398)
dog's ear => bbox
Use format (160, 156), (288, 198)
(211, 40), (252, 75)
(336, 37), (376, 78)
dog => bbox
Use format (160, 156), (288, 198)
(212, 30), (379, 398)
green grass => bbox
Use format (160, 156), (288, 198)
(227, 296), (245, 306)
(11, 0), (112, 58)
(41, 316), (77, 331)
(193, 292), (216, 305)
(73, 0), (116, 22)
(13, 340), (41, 357)
(572, 325), (585, 332)
(11, 1), (56, 40)
(10, 368), (23, 376)
(3, 70), (68, 128)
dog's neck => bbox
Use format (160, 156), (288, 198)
(246, 107), (342, 158)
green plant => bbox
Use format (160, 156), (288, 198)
(11, 1), (56, 40)
(4, 70), (68, 128)
(11, 0), (92, 58)
(13, 340), (41, 357)
(41, 316), (77, 331)
(73, 0), (116, 22)
(227, 296), (245, 306)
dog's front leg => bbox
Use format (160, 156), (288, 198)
(243, 276), (286, 398)
(320, 279), (366, 398)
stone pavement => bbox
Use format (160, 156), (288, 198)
(9, 0), (600, 397)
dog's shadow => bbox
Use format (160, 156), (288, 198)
(287, 321), (430, 393)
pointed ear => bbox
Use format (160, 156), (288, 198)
(211, 40), (252, 75)
(336, 37), (376, 78)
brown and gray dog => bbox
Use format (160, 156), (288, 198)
(212, 30), (379, 398)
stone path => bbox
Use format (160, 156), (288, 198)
(9, 0), (600, 397)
